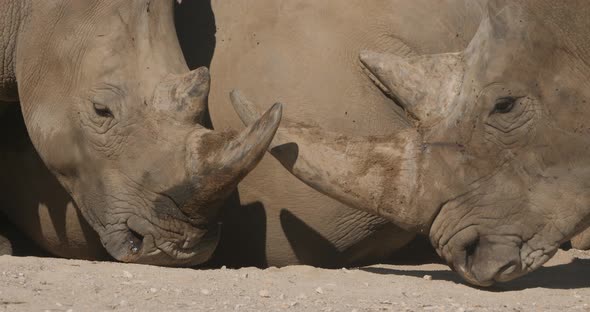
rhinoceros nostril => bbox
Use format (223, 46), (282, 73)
(464, 237), (479, 267)
(128, 229), (144, 254)
(498, 262), (518, 276)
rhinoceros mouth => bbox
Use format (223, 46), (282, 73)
(117, 214), (220, 266)
(97, 212), (220, 266)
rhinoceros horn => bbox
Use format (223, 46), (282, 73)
(230, 48), (467, 233)
(182, 102), (282, 219)
(359, 50), (463, 125)
(230, 91), (448, 233)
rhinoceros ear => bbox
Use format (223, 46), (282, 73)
(360, 51), (464, 125)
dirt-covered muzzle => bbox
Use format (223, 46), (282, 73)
(75, 173), (223, 266)
(427, 161), (590, 286)
(101, 213), (220, 266)
(430, 206), (560, 287)
(437, 228), (558, 287)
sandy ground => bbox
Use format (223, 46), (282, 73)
(0, 250), (588, 312)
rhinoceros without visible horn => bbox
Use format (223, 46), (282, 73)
(0, 0), (282, 266)
(233, 0), (590, 285)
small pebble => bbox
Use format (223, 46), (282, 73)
(149, 288), (158, 293)
(315, 287), (324, 294)
(279, 293), (285, 300)
(122, 271), (133, 279)
(258, 290), (270, 298)
(201, 289), (211, 295)
(423, 274), (432, 280)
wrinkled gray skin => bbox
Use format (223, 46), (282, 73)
(0, 0), (488, 267)
(233, 0), (590, 285)
(0, 0), (282, 265)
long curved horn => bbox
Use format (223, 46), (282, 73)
(183, 103), (282, 215)
(230, 91), (437, 232)
(360, 50), (463, 124)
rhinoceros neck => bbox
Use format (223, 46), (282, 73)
(0, 0), (28, 102)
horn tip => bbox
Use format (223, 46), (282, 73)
(229, 89), (258, 126)
(269, 102), (283, 116)
(262, 102), (283, 130)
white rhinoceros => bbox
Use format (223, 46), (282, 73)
(233, 0), (590, 285)
(0, 0), (282, 265)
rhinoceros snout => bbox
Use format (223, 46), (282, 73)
(100, 214), (221, 266)
(441, 229), (530, 287)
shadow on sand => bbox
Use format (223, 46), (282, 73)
(361, 257), (590, 291)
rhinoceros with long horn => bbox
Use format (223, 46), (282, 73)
(0, 0), (281, 265)
(233, 0), (590, 285)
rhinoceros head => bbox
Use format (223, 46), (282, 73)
(15, 0), (281, 265)
(232, 0), (590, 285)
(362, 0), (590, 285)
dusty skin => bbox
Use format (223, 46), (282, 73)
(0, 249), (587, 312)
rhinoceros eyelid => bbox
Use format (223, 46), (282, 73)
(491, 96), (524, 115)
(91, 83), (126, 97)
(88, 85), (124, 117)
(92, 102), (114, 118)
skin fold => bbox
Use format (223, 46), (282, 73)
(232, 0), (590, 285)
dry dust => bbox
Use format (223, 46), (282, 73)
(0, 249), (588, 312)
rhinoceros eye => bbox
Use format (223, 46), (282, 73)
(93, 102), (114, 118)
(493, 97), (518, 114)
